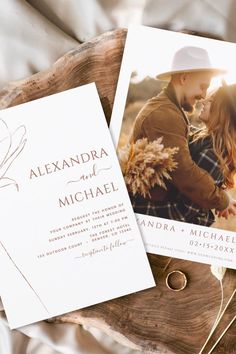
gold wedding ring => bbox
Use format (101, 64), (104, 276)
(166, 270), (187, 292)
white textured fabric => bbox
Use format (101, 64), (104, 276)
(1, 1), (236, 353)
(1, 0), (235, 89)
(27, 0), (146, 42)
(0, 0), (145, 89)
(143, 0), (232, 38)
(0, 314), (61, 354)
(0, 0), (78, 90)
(0, 311), (141, 354)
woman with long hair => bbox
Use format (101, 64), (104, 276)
(160, 83), (236, 226)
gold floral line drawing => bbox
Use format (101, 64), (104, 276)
(0, 118), (27, 192)
(66, 163), (112, 185)
(0, 240), (50, 315)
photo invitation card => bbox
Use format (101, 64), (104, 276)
(0, 83), (154, 329)
(110, 25), (236, 269)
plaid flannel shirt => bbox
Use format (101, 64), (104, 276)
(130, 134), (224, 226)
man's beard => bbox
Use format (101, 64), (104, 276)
(181, 96), (194, 113)
(181, 94), (203, 113)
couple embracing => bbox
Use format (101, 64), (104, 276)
(130, 46), (236, 227)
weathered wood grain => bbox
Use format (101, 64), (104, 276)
(51, 254), (236, 354)
(0, 28), (127, 124)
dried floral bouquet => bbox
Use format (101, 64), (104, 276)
(118, 137), (179, 198)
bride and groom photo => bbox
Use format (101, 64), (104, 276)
(118, 44), (236, 231)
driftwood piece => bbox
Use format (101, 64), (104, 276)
(0, 28), (127, 124)
(0, 28), (235, 354)
(51, 255), (236, 354)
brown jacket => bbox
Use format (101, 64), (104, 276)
(131, 84), (229, 211)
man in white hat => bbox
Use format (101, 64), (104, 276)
(156, 46), (224, 113)
(130, 46), (236, 219)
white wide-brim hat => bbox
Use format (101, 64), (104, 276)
(156, 46), (226, 81)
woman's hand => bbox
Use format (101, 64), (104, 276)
(215, 192), (236, 219)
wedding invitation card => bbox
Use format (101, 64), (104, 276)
(0, 83), (154, 329)
(110, 25), (236, 269)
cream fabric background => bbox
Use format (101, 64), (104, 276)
(1, 0), (236, 90)
(0, 1), (235, 353)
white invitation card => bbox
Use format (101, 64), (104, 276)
(0, 83), (154, 329)
(110, 25), (236, 269)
